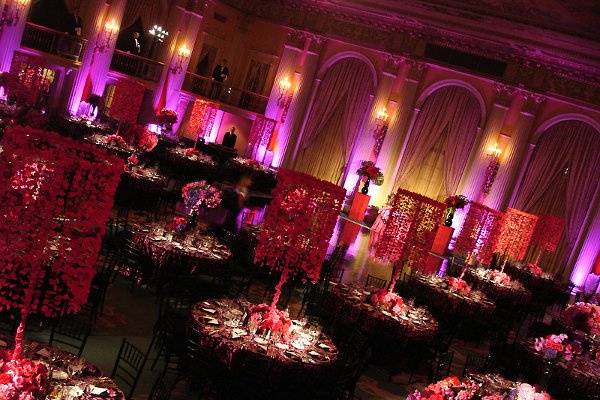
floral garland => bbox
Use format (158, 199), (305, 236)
(181, 181), (222, 213)
(0, 126), (123, 357)
(156, 108), (178, 126)
(481, 155), (500, 195)
(188, 99), (218, 139)
(533, 334), (573, 361)
(370, 289), (405, 315)
(448, 277), (472, 295)
(254, 168), (345, 283)
(373, 189), (445, 274)
(454, 203), (504, 264)
(495, 209), (539, 261)
(0, 349), (49, 400)
(562, 302), (600, 335)
(248, 303), (292, 339)
(530, 215), (565, 253)
(109, 79), (145, 124)
(357, 161), (384, 185)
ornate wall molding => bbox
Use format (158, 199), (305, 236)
(219, 0), (600, 108)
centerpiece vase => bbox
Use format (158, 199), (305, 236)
(444, 207), (456, 227)
(361, 178), (371, 195)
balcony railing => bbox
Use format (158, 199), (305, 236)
(110, 50), (164, 82)
(21, 22), (86, 62)
(184, 72), (269, 114)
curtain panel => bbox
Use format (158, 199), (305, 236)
(514, 120), (600, 276)
(393, 85), (481, 199)
(293, 58), (374, 183)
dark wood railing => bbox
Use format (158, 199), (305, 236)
(21, 22), (86, 62)
(183, 72), (269, 114)
(110, 50), (164, 82)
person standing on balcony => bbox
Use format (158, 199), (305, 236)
(125, 32), (142, 55)
(68, 9), (83, 36)
(210, 59), (229, 99)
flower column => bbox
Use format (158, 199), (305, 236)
(152, 2), (203, 128)
(485, 91), (545, 209)
(66, 0), (125, 115)
(272, 31), (322, 168)
(0, 0), (33, 72)
(375, 60), (428, 206)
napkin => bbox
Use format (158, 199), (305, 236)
(318, 343), (331, 350)
(89, 386), (108, 395)
(207, 319), (219, 325)
(36, 348), (51, 358)
(0, 339), (6, 347)
(202, 308), (216, 314)
(51, 370), (69, 380)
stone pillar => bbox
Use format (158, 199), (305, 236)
(457, 83), (513, 202)
(486, 91), (544, 209)
(264, 31), (322, 167)
(0, 0), (33, 72)
(570, 196), (600, 290)
(66, 0), (125, 115)
(342, 55), (401, 194)
(375, 60), (427, 206)
(153, 4), (203, 113)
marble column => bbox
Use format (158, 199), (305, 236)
(0, 0), (33, 72)
(342, 55), (401, 194)
(373, 60), (426, 206)
(486, 92), (544, 209)
(264, 31), (321, 167)
(570, 196), (600, 290)
(458, 83), (513, 202)
(66, 0), (125, 115)
(153, 4), (203, 114)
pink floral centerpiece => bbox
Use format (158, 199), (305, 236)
(488, 270), (511, 286)
(183, 148), (200, 157)
(526, 263), (544, 277)
(370, 288), (405, 315)
(170, 216), (188, 235)
(448, 277), (472, 295)
(103, 134), (127, 148)
(0, 349), (49, 400)
(136, 129), (158, 152)
(248, 303), (292, 339)
(126, 154), (139, 167)
(533, 333), (573, 361)
(181, 181), (222, 213)
(562, 302), (600, 335)
(406, 376), (478, 400)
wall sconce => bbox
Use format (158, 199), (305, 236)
(1, 0), (29, 27)
(95, 19), (119, 53)
(277, 76), (294, 122)
(481, 142), (502, 196)
(169, 44), (191, 74)
(371, 107), (390, 159)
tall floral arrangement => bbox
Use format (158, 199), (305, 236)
(442, 194), (469, 227)
(562, 302), (600, 335)
(494, 208), (539, 262)
(454, 202), (504, 264)
(181, 181), (222, 213)
(356, 160), (384, 194)
(156, 108), (178, 126)
(109, 79), (145, 124)
(0, 126), (123, 360)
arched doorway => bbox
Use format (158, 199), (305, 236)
(292, 57), (375, 183)
(513, 119), (600, 278)
(393, 84), (483, 200)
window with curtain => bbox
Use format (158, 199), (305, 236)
(293, 57), (375, 184)
(243, 59), (271, 95)
(513, 120), (600, 278)
(393, 85), (482, 200)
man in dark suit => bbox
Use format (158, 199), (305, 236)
(210, 59), (229, 99)
(125, 32), (141, 55)
(222, 126), (237, 148)
(68, 10), (83, 36)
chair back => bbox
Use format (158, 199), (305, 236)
(111, 338), (148, 399)
(49, 318), (92, 357)
(148, 372), (173, 400)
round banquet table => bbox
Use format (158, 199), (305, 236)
(132, 223), (232, 278)
(411, 273), (496, 327)
(464, 268), (532, 312)
(116, 167), (168, 210)
(222, 157), (277, 196)
(504, 263), (562, 304)
(160, 147), (217, 180)
(0, 339), (124, 400)
(516, 338), (600, 399)
(84, 134), (134, 158)
(189, 298), (338, 394)
(323, 283), (438, 346)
